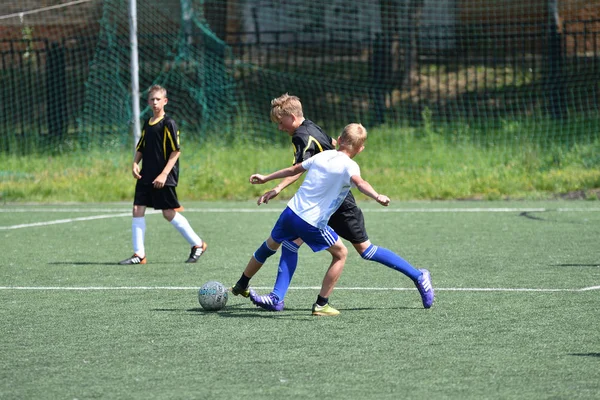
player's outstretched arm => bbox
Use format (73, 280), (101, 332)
(351, 175), (390, 206)
(257, 173), (303, 205)
(250, 164), (306, 185)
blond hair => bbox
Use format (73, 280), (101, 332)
(148, 84), (167, 98)
(270, 93), (303, 123)
(339, 123), (367, 151)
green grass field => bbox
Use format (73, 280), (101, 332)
(1, 201), (599, 399)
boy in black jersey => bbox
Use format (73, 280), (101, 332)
(231, 93), (434, 312)
(118, 85), (206, 265)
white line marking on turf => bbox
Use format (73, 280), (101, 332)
(281, 286), (600, 292)
(0, 286), (598, 292)
(3, 207), (600, 213)
(578, 285), (600, 291)
(0, 213), (133, 230)
(2, 206), (598, 230)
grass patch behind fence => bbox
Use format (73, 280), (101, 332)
(1, 121), (600, 203)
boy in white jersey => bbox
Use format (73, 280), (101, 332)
(231, 93), (434, 311)
(247, 123), (390, 316)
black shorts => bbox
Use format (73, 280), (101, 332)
(327, 192), (369, 244)
(133, 181), (180, 210)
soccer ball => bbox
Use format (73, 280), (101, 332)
(198, 281), (228, 311)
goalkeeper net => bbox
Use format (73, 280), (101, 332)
(1, 0), (599, 154)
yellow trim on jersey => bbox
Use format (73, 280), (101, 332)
(164, 126), (177, 159)
(292, 143), (298, 165)
(292, 136), (325, 164)
(149, 116), (164, 126)
(304, 136), (324, 155)
(136, 129), (146, 151)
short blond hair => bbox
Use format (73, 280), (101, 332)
(339, 123), (367, 151)
(270, 93), (303, 123)
(148, 84), (167, 98)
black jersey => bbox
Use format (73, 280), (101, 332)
(291, 119), (335, 165)
(136, 115), (180, 186)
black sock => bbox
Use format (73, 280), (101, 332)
(237, 273), (250, 289)
(316, 295), (328, 307)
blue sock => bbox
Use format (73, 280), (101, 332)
(271, 241), (300, 300)
(361, 244), (422, 282)
(253, 241), (277, 264)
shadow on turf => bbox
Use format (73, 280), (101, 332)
(152, 304), (415, 318)
(569, 353), (600, 358)
(49, 261), (121, 265)
(556, 263), (600, 267)
(48, 261), (180, 266)
(519, 212), (593, 225)
(152, 304), (312, 319)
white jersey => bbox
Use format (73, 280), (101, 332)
(288, 150), (360, 229)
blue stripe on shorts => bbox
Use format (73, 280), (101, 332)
(271, 207), (339, 252)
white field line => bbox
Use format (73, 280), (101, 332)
(0, 213), (133, 230)
(0, 286), (598, 292)
(4, 207), (600, 213)
(2, 206), (599, 230)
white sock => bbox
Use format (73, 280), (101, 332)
(132, 217), (146, 258)
(170, 212), (202, 247)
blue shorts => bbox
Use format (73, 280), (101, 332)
(271, 207), (339, 252)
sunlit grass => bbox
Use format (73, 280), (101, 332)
(1, 121), (599, 202)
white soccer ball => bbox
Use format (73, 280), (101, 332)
(198, 281), (228, 311)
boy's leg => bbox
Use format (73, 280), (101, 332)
(356, 241), (434, 308)
(246, 237), (289, 311)
(270, 240), (301, 300)
(319, 239), (347, 298)
(331, 205), (421, 279)
(132, 216), (146, 257)
(250, 243), (301, 309)
(248, 208), (310, 311)
(231, 236), (281, 296)
(165, 210), (200, 243)
(119, 204), (147, 265)
(329, 199), (434, 308)
(357, 241), (421, 281)
(312, 238), (347, 316)
(166, 210), (203, 246)
(249, 242), (306, 311)
(158, 187), (206, 263)
(165, 209), (207, 263)
(133, 205), (147, 257)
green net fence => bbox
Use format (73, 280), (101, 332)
(1, 0), (599, 155)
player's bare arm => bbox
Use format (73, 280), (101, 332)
(257, 172), (303, 205)
(132, 151), (143, 179)
(250, 164), (306, 185)
(153, 151), (180, 188)
(351, 175), (390, 206)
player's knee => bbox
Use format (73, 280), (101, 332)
(162, 209), (176, 221)
(132, 205), (145, 217)
(354, 241), (372, 257)
(360, 244), (376, 260)
(333, 242), (348, 261)
(253, 241), (278, 263)
(341, 245), (348, 260)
